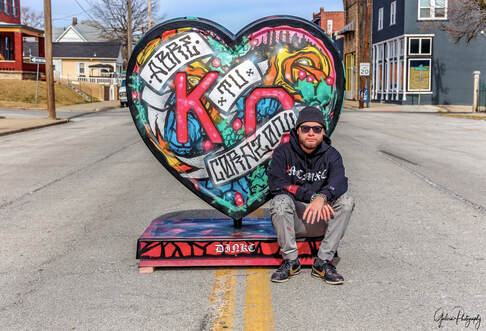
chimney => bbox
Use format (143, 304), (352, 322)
(72, 17), (78, 26)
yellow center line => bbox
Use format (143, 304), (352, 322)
(207, 268), (237, 330)
(244, 268), (275, 331)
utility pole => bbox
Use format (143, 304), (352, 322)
(147, 0), (152, 30)
(359, 0), (371, 109)
(43, 0), (56, 119)
(127, 0), (133, 60)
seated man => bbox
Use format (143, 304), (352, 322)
(268, 106), (355, 284)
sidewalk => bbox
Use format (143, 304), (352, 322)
(343, 100), (486, 119)
(0, 100), (120, 136)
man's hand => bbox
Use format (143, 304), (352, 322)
(303, 196), (335, 224)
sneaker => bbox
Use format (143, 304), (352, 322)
(311, 257), (344, 285)
(271, 258), (301, 283)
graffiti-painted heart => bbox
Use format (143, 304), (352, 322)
(127, 16), (345, 220)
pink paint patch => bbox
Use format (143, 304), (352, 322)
(201, 229), (213, 235)
(307, 75), (315, 82)
(298, 70), (306, 80)
(287, 226), (292, 231)
(171, 229), (184, 235)
(280, 132), (290, 144)
(326, 76), (334, 85)
(212, 58), (221, 67)
(202, 140), (213, 151)
(232, 118), (243, 131)
(190, 178), (200, 190)
(234, 192), (244, 207)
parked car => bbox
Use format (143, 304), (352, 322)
(119, 79), (127, 107)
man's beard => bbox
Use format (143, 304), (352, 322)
(299, 136), (321, 150)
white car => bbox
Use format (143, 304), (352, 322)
(119, 79), (127, 107)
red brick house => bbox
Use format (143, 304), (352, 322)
(0, 0), (45, 79)
(312, 7), (345, 38)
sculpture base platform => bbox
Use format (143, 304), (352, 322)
(137, 217), (325, 271)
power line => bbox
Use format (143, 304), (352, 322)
(52, 11), (85, 21)
(73, 0), (96, 22)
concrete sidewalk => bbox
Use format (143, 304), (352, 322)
(0, 101), (120, 136)
(343, 100), (486, 119)
(343, 99), (473, 112)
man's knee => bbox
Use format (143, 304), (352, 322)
(271, 194), (295, 216)
(334, 192), (355, 213)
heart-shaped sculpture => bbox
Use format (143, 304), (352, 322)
(127, 16), (345, 220)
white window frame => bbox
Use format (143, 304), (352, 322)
(77, 62), (87, 76)
(4, 0), (9, 14)
(418, 0), (448, 20)
(390, 1), (397, 26)
(408, 37), (432, 55)
(378, 7), (384, 30)
(407, 58), (432, 92)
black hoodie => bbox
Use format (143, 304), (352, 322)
(267, 129), (348, 203)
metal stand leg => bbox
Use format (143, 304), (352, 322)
(233, 218), (242, 229)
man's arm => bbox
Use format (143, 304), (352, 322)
(318, 150), (348, 202)
(268, 147), (294, 197)
(268, 147), (309, 201)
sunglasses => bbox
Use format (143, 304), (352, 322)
(299, 125), (324, 134)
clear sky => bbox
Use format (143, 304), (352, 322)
(21, 0), (343, 33)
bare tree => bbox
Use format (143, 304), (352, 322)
(87, 0), (161, 64)
(21, 6), (44, 28)
(440, 0), (486, 43)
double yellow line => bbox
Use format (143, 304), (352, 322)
(207, 268), (275, 330)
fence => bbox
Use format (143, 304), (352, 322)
(57, 75), (121, 86)
(479, 78), (486, 112)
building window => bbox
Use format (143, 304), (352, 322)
(418, 0), (447, 20)
(390, 1), (397, 25)
(327, 20), (333, 34)
(378, 7), (384, 30)
(409, 37), (432, 55)
(0, 36), (14, 60)
(408, 59), (431, 91)
(77, 62), (86, 76)
(12, 0), (17, 17)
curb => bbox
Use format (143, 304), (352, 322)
(438, 114), (486, 120)
(0, 119), (70, 137)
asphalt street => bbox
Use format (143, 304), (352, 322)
(0, 108), (485, 330)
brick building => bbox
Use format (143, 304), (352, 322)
(312, 7), (345, 38)
(0, 0), (45, 79)
(338, 0), (373, 101)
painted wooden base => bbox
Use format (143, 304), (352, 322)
(137, 217), (325, 271)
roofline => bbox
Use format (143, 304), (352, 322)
(0, 23), (44, 34)
(55, 26), (87, 42)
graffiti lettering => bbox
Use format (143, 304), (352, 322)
(206, 109), (296, 185)
(175, 72), (223, 144)
(245, 88), (294, 135)
(287, 166), (327, 181)
(215, 243), (256, 254)
(208, 60), (262, 113)
(140, 32), (213, 91)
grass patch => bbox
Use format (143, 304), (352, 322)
(0, 79), (90, 109)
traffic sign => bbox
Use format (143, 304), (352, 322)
(359, 62), (370, 76)
(31, 57), (46, 64)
